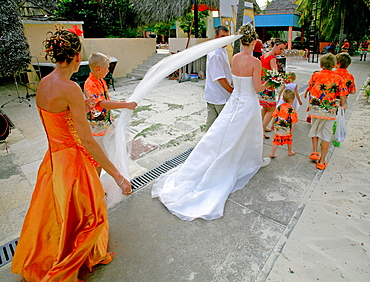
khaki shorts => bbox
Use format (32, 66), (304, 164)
(308, 118), (334, 142)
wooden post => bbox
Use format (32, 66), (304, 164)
(288, 26), (293, 50)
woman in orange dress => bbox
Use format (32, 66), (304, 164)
(258, 40), (286, 138)
(11, 26), (132, 281)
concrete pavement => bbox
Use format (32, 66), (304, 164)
(0, 55), (369, 281)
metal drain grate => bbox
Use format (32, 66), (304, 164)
(0, 238), (18, 267)
(130, 147), (194, 190)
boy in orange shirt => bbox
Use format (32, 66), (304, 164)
(334, 52), (356, 107)
(270, 89), (298, 158)
(305, 53), (347, 170)
(341, 39), (350, 53)
(85, 52), (137, 174)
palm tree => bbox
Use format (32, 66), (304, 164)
(295, 0), (370, 44)
(233, 0), (261, 54)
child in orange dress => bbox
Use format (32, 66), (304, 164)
(306, 53), (347, 169)
(270, 89), (298, 158)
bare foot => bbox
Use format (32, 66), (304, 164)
(269, 154), (276, 158)
(288, 151), (296, 156)
(98, 252), (115, 265)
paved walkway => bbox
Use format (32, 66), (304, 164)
(0, 56), (369, 281)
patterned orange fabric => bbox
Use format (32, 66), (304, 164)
(272, 103), (298, 145)
(306, 70), (346, 120)
(361, 41), (369, 51)
(84, 73), (112, 136)
(341, 41), (350, 52)
(84, 73), (110, 120)
(273, 134), (293, 146)
(334, 68), (356, 93)
(259, 55), (276, 107)
(12, 108), (109, 281)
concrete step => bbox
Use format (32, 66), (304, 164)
(127, 52), (169, 79)
(126, 72), (144, 80)
(131, 68), (150, 75)
(137, 63), (156, 70)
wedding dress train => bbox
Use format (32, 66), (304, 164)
(152, 75), (265, 221)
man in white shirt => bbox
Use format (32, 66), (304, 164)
(204, 25), (233, 131)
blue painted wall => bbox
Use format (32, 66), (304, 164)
(255, 14), (300, 28)
(213, 17), (221, 27)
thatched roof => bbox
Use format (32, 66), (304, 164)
(265, 0), (298, 15)
(15, 0), (58, 19)
(133, 0), (261, 25)
(132, 0), (215, 24)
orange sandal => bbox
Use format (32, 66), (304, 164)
(316, 161), (327, 170)
(309, 152), (320, 161)
(98, 252), (115, 265)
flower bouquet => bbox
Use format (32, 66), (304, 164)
(284, 73), (294, 84)
(262, 69), (286, 88)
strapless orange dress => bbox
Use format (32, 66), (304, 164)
(12, 108), (108, 281)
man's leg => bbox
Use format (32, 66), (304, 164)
(205, 103), (224, 131)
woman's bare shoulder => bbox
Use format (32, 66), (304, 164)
(37, 75), (82, 109)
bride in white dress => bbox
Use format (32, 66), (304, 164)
(152, 23), (270, 221)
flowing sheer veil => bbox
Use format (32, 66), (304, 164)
(101, 34), (242, 208)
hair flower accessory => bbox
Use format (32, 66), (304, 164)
(67, 25), (84, 36)
(236, 22), (258, 45)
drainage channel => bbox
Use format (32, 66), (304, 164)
(0, 147), (194, 268)
(0, 238), (17, 268)
(130, 147), (194, 190)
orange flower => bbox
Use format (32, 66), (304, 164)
(67, 25), (84, 36)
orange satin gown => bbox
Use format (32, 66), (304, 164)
(12, 108), (109, 281)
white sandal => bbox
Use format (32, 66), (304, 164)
(261, 157), (270, 167)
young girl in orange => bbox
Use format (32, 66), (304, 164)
(270, 89), (298, 158)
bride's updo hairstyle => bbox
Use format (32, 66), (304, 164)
(237, 23), (258, 46)
(43, 26), (82, 64)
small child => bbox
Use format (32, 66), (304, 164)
(277, 72), (302, 110)
(85, 52), (137, 174)
(270, 89), (298, 158)
(306, 53), (346, 170)
(360, 41), (369, 61)
(334, 52), (356, 108)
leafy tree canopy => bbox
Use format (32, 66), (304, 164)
(295, 0), (370, 43)
(55, 0), (140, 38)
(179, 10), (209, 37)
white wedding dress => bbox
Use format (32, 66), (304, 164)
(152, 75), (265, 221)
